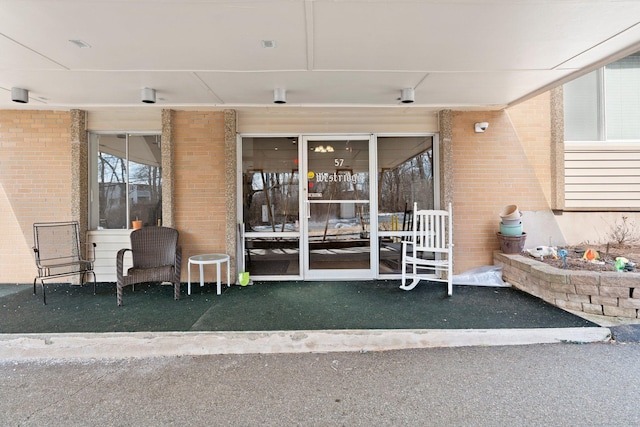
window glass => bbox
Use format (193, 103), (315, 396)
(564, 70), (600, 141)
(90, 133), (162, 229)
(241, 137), (300, 276)
(564, 51), (640, 142)
(241, 137), (299, 233)
(377, 136), (434, 232)
(242, 137), (298, 232)
(606, 52), (640, 140)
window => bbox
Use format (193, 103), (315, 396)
(377, 135), (435, 274)
(89, 133), (162, 230)
(241, 137), (299, 233)
(564, 52), (640, 141)
(605, 53), (640, 140)
(377, 135), (434, 232)
(564, 69), (601, 141)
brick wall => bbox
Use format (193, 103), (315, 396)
(452, 95), (552, 272)
(173, 111), (228, 282)
(0, 99), (554, 282)
(0, 110), (72, 282)
(506, 92), (552, 205)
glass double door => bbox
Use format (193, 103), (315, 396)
(241, 134), (435, 280)
(301, 136), (374, 279)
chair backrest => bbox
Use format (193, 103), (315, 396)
(402, 202), (413, 232)
(130, 226), (179, 268)
(411, 202), (452, 253)
(33, 221), (82, 267)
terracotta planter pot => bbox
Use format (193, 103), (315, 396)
(132, 220), (143, 230)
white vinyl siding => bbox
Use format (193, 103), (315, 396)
(565, 143), (640, 208)
(87, 230), (133, 282)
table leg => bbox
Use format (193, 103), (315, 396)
(226, 258), (230, 290)
(188, 260), (192, 295)
(216, 261), (221, 295)
(199, 264), (205, 290)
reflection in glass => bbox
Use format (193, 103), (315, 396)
(242, 137), (301, 277)
(94, 134), (162, 229)
(242, 137), (299, 233)
(128, 135), (162, 228)
(377, 136), (434, 274)
(307, 139), (370, 270)
(377, 136), (433, 232)
(308, 202), (370, 270)
(245, 238), (300, 276)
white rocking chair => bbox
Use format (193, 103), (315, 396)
(400, 202), (453, 295)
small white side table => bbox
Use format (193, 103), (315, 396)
(188, 253), (230, 296)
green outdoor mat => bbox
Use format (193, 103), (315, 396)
(0, 281), (596, 333)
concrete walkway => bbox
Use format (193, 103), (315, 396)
(2, 343), (639, 426)
(0, 327), (612, 360)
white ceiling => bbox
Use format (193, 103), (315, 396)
(1, 0), (640, 111)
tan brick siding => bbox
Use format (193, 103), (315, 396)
(173, 111), (228, 282)
(1, 97), (555, 282)
(506, 92), (552, 205)
(452, 96), (552, 272)
(0, 110), (72, 282)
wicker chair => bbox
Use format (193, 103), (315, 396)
(116, 226), (182, 306)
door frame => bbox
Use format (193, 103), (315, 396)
(300, 134), (376, 280)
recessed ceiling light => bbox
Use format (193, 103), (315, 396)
(261, 40), (276, 48)
(69, 39), (91, 48)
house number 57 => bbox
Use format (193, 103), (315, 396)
(334, 158), (344, 167)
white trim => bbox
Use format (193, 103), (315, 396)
(301, 134), (375, 280)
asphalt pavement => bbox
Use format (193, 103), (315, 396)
(2, 342), (639, 426)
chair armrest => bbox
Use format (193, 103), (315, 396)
(401, 240), (414, 250)
(83, 242), (97, 262)
(116, 248), (131, 282)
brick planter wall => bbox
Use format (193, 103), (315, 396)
(494, 251), (640, 319)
